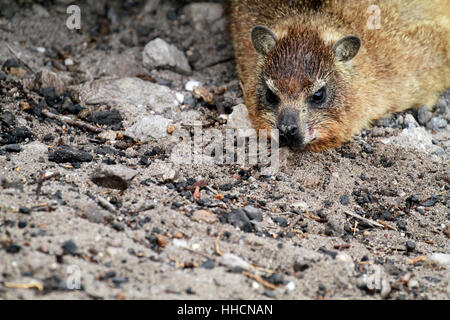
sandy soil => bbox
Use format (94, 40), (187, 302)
(0, 0), (449, 300)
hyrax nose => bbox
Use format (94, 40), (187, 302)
(277, 109), (299, 139)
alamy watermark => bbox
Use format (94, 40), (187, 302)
(66, 264), (81, 290)
(66, 5), (81, 30)
(367, 5), (382, 30)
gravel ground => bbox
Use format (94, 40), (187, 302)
(0, 0), (449, 300)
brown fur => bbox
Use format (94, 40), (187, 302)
(229, 0), (450, 151)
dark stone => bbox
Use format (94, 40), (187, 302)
(96, 146), (122, 156)
(293, 260), (310, 272)
(112, 222), (125, 232)
(61, 240), (77, 255)
(48, 146), (93, 163)
(220, 183), (232, 191)
(340, 194), (350, 205)
(273, 217), (288, 227)
(1, 126), (33, 145)
(1, 111), (15, 127)
(421, 196), (439, 207)
(264, 273), (284, 285)
(19, 207), (31, 214)
(140, 156), (149, 166)
(397, 220), (407, 231)
(3, 58), (19, 70)
(406, 240), (416, 252)
(200, 259), (215, 269)
(87, 110), (123, 130)
(227, 209), (254, 232)
(40, 87), (60, 107)
(6, 244), (21, 254)
(18, 221), (27, 228)
(64, 103), (83, 115)
(111, 277), (128, 285)
(319, 247), (337, 259)
(4, 144), (22, 152)
(243, 205), (263, 222)
(263, 290), (277, 299)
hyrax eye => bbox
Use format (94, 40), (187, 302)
(310, 87), (327, 104)
(265, 88), (280, 105)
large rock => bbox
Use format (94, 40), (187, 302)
(417, 106), (432, 125)
(74, 77), (180, 126)
(381, 127), (441, 154)
(145, 160), (177, 182)
(91, 164), (139, 190)
(183, 3), (226, 32)
(142, 38), (191, 75)
(426, 117), (448, 131)
(125, 115), (172, 142)
(78, 48), (143, 80)
(227, 104), (254, 137)
(34, 68), (66, 95)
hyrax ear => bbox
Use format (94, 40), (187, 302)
(251, 25), (278, 56)
(333, 36), (361, 62)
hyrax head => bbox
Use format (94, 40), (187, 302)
(250, 25), (361, 151)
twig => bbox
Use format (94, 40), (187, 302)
(344, 211), (385, 229)
(376, 219), (397, 231)
(42, 109), (103, 133)
(215, 225), (225, 256)
(36, 171), (60, 199)
(242, 271), (276, 291)
(290, 215), (303, 228)
(4, 280), (43, 291)
(97, 196), (117, 213)
(305, 210), (328, 223)
(206, 186), (218, 195)
(334, 244), (351, 251)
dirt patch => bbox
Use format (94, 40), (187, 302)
(0, 0), (449, 300)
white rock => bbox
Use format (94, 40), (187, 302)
(427, 117), (448, 131)
(143, 38), (191, 75)
(381, 127), (441, 154)
(98, 130), (118, 141)
(175, 92), (184, 104)
(172, 239), (188, 248)
(36, 47), (46, 54)
(428, 253), (450, 268)
(219, 253), (251, 271)
(75, 77), (179, 126)
(403, 114), (418, 128)
(380, 277), (391, 299)
(64, 58), (74, 66)
(292, 200), (308, 211)
(185, 80), (202, 92)
(285, 281), (296, 292)
(146, 160), (177, 182)
(125, 115), (172, 142)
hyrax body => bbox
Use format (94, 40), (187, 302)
(229, 0), (450, 151)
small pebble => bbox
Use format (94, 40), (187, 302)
(61, 240), (77, 255)
(406, 240), (416, 252)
